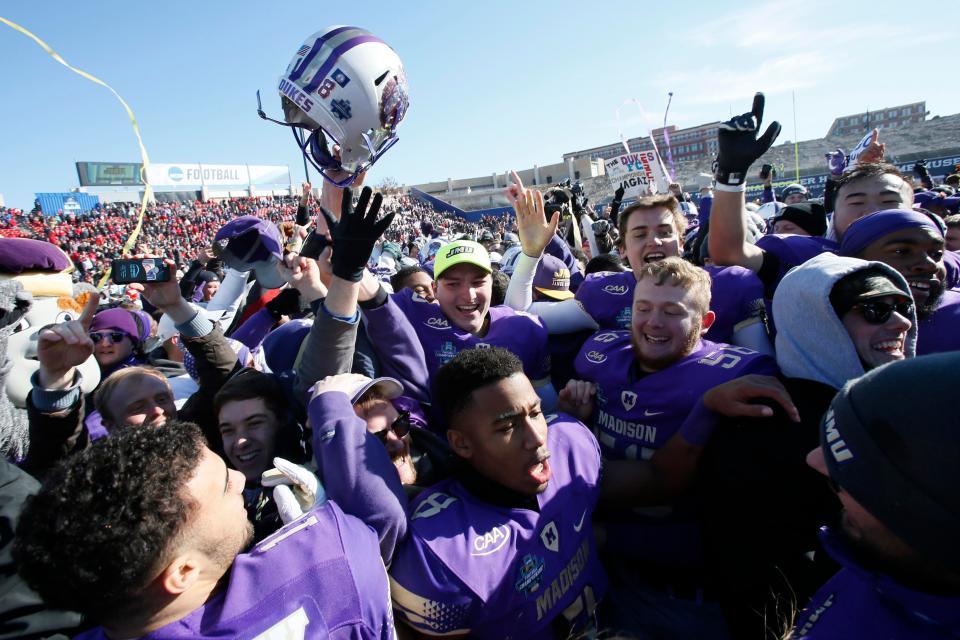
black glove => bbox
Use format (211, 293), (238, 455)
(330, 186), (394, 282)
(713, 93), (781, 186)
(295, 203), (311, 226)
(266, 287), (302, 320)
(609, 185), (625, 226)
(913, 159), (930, 176)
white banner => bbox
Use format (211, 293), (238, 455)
(604, 150), (671, 198)
(144, 163), (287, 187)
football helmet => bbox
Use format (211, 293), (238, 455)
(265, 26), (410, 187)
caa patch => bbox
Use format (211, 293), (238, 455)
(331, 68), (351, 87)
(330, 98), (352, 121)
(471, 525), (511, 556)
(603, 284), (629, 295)
(586, 350), (607, 364)
(424, 317), (450, 329)
(514, 554), (546, 596)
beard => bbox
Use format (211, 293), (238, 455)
(915, 281), (944, 321)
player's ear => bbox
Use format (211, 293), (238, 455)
(158, 553), (202, 595)
(446, 428), (472, 458)
(432, 280), (439, 296)
(701, 310), (716, 332)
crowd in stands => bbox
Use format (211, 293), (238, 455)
(2, 84), (960, 640)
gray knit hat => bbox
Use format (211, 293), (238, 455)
(822, 352), (960, 573)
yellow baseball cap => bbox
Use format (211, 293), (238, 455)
(433, 240), (492, 279)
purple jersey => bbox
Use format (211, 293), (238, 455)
(574, 332), (778, 460)
(794, 529), (960, 639)
(917, 288), (960, 356)
(382, 290), (551, 382)
(76, 502), (394, 640)
(704, 265), (767, 344)
(574, 268), (767, 343)
(390, 415), (606, 639)
(575, 270), (635, 330)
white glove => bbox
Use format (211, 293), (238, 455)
(261, 457), (326, 524)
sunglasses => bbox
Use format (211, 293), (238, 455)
(373, 410), (411, 443)
(853, 300), (914, 325)
(89, 331), (128, 344)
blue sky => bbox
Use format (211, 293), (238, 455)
(1, 0), (955, 209)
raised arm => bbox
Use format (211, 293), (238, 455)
(708, 93), (781, 273)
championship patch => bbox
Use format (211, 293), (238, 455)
(514, 554), (546, 596)
(330, 98), (352, 121)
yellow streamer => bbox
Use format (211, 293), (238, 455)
(0, 16), (154, 289)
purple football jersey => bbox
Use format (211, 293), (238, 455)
(794, 529), (960, 639)
(574, 332), (778, 460)
(76, 502), (394, 640)
(575, 271), (635, 330)
(916, 288), (960, 356)
(703, 265), (767, 344)
(574, 268), (767, 343)
(385, 290), (551, 382)
(390, 415), (607, 639)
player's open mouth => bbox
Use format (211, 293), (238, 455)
(528, 455), (552, 484)
(908, 280), (931, 292)
(456, 304), (480, 314)
(643, 333), (670, 344)
(644, 252), (666, 262)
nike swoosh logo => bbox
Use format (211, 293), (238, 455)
(573, 509), (588, 532)
(644, 409), (664, 417)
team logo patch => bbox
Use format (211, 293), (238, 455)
(540, 521), (560, 553)
(621, 391), (637, 412)
(586, 350), (607, 364)
(471, 525), (511, 556)
(331, 68), (351, 87)
(411, 492), (458, 520)
(379, 72), (410, 130)
(594, 332), (619, 343)
(514, 554), (546, 596)
(330, 98), (352, 121)
(603, 284), (629, 295)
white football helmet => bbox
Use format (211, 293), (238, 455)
(267, 26), (410, 187)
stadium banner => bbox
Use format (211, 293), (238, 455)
(604, 150), (669, 197)
(76, 161), (143, 186)
(248, 165), (291, 186)
(36, 192), (101, 215)
(740, 152), (960, 201)
(145, 163), (247, 187)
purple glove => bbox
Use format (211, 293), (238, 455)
(825, 148), (847, 177)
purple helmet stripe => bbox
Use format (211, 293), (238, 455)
(287, 26), (354, 83)
(301, 34), (385, 94)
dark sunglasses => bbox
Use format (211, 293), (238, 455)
(374, 411), (411, 443)
(89, 331), (128, 344)
(853, 300), (914, 325)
